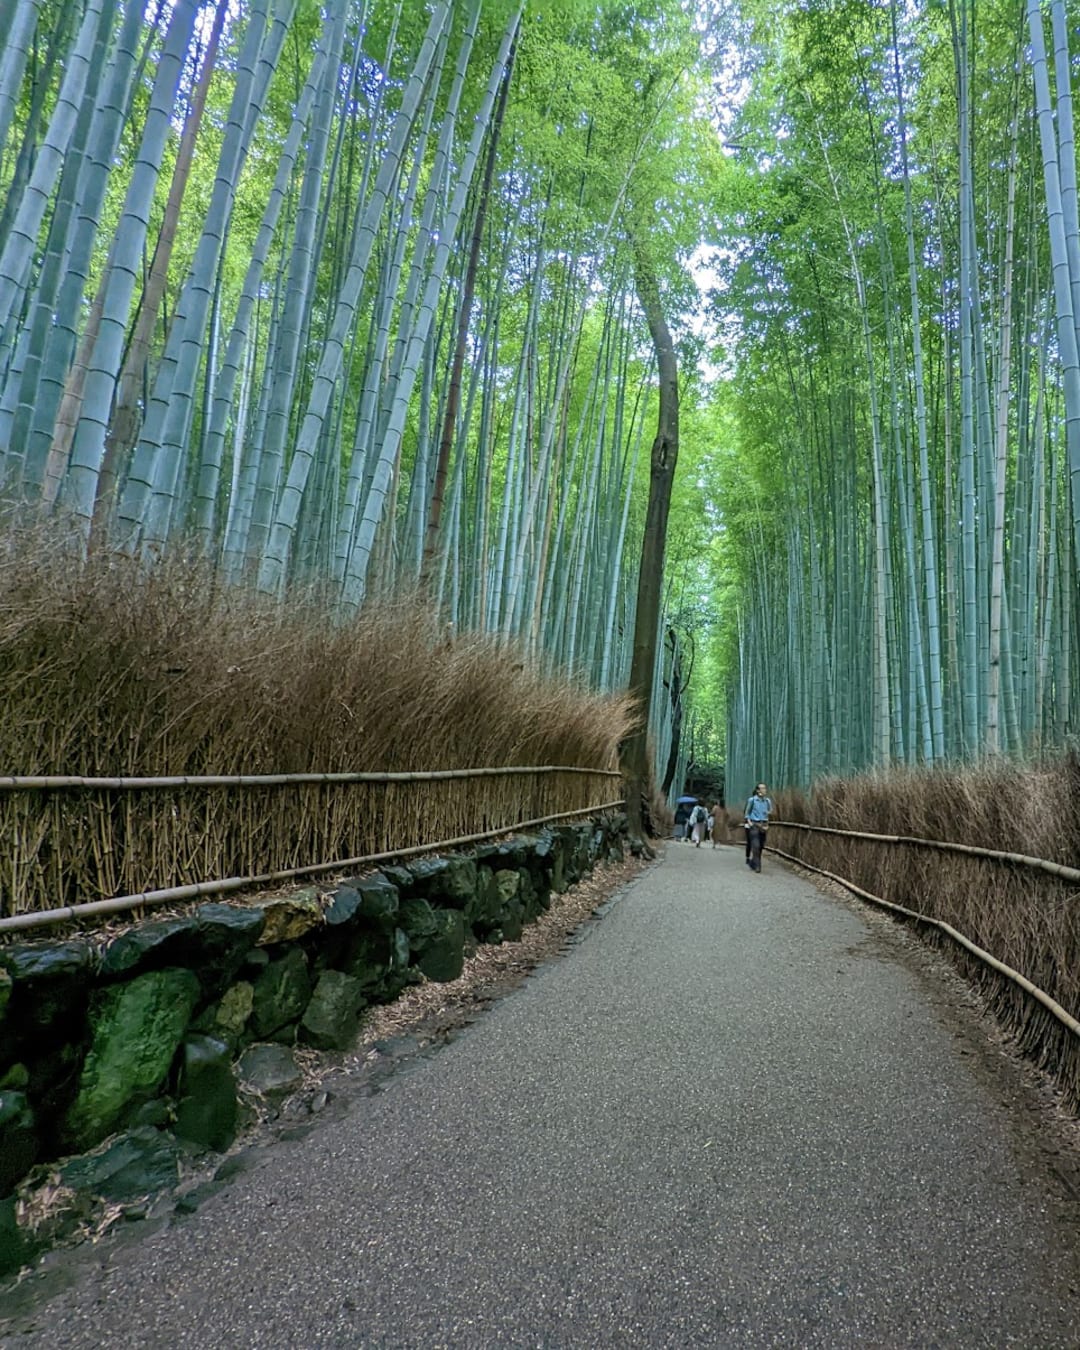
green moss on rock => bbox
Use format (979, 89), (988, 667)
(62, 968), (200, 1153)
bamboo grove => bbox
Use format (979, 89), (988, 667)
(0, 0), (721, 793)
(718, 0), (1080, 800)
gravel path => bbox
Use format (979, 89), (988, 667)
(6, 843), (1080, 1347)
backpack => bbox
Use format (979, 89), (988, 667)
(691, 805), (707, 825)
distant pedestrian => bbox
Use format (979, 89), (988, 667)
(673, 799), (692, 842)
(743, 782), (773, 872)
(689, 801), (709, 847)
(709, 802), (722, 849)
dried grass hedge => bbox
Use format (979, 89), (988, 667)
(0, 529), (635, 916)
(772, 758), (1080, 1106)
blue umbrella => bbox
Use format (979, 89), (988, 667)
(676, 794), (698, 804)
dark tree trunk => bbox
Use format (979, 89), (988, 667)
(621, 241), (679, 847)
(660, 630), (683, 796)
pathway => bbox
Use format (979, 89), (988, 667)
(6, 843), (1080, 1347)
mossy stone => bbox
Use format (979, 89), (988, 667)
(213, 981), (254, 1044)
(236, 1044), (302, 1097)
(342, 927), (393, 990)
(441, 857), (477, 907)
(0, 941), (95, 1052)
(255, 890), (323, 945)
(101, 917), (198, 978)
(61, 1126), (181, 1202)
(62, 968), (199, 1152)
(174, 1036), (237, 1153)
(0, 1063), (28, 1092)
(465, 868), (504, 934)
(0, 1194), (36, 1278)
(299, 971), (365, 1051)
(413, 910), (465, 983)
(398, 897), (438, 949)
(0, 1092), (38, 1194)
(250, 949), (310, 1038)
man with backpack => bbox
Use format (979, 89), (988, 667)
(743, 782), (773, 872)
(689, 800), (709, 847)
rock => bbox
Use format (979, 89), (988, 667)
(195, 903), (265, 987)
(62, 968), (200, 1152)
(61, 1126), (181, 1202)
(250, 948), (311, 1039)
(441, 857), (477, 907)
(0, 941), (95, 1053)
(406, 857), (450, 895)
(341, 927), (394, 990)
(398, 897), (439, 949)
(212, 980), (254, 1045)
(299, 971), (365, 1051)
(378, 865), (414, 891)
(242, 948), (270, 971)
(494, 869), (521, 905)
(0, 968), (11, 1024)
(518, 867), (540, 919)
(501, 900), (525, 942)
(607, 841), (624, 863)
(0, 1063), (28, 1091)
(324, 886), (362, 927)
(129, 1098), (170, 1128)
(0, 1194), (36, 1278)
(0, 1092), (38, 1194)
(236, 1044), (302, 1097)
(551, 845), (568, 894)
(392, 928), (410, 971)
(25, 1041), (86, 1142)
(413, 909), (465, 983)
(101, 917), (198, 978)
(174, 1036), (237, 1153)
(326, 874), (400, 928)
(0, 940), (95, 986)
(465, 868), (505, 935)
(355, 874), (400, 924)
(254, 889), (324, 945)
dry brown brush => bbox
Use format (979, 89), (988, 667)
(771, 759), (1080, 1108)
(0, 528), (634, 916)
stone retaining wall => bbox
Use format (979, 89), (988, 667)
(0, 815), (626, 1255)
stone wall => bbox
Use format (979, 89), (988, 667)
(0, 816), (626, 1248)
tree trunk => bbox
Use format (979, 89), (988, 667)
(620, 239), (678, 846)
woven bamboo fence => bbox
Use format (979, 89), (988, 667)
(767, 818), (1080, 1107)
(0, 767), (621, 919)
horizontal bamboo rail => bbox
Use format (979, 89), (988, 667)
(0, 766), (622, 791)
(767, 844), (1080, 1040)
(770, 820), (1080, 885)
(0, 799), (625, 936)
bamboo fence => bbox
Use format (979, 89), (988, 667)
(0, 767), (622, 920)
(764, 818), (1080, 1106)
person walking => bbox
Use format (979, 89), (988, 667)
(743, 782), (773, 872)
(689, 800), (709, 847)
(709, 802), (722, 849)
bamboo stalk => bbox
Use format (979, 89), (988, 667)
(769, 821), (1080, 884)
(767, 845), (1080, 1039)
(0, 800), (625, 935)
(0, 766), (620, 791)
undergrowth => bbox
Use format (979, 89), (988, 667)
(0, 528), (635, 914)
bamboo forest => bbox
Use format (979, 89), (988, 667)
(4, 0), (1080, 806)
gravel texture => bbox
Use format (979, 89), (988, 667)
(5, 843), (1080, 1347)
